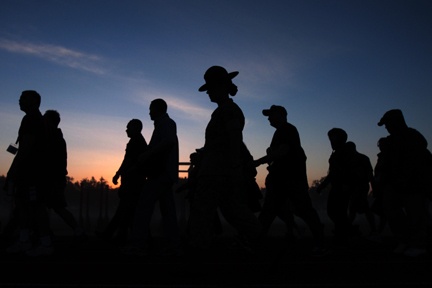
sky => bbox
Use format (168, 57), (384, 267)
(1, 0), (431, 188)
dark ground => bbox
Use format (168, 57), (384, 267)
(0, 232), (431, 288)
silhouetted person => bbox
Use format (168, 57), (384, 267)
(188, 66), (261, 252)
(317, 128), (357, 244)
(255, 105), (325, 254)
(370, 137), (389, 234)
(6, 90), (53, 256)
(377, 109), (432, 257)
(176, 149), (223, 236)
(43, 110), (85, 239)
(96, 119), (147, 245)
(124, 99), (181, 256)
(345, 141), (377, 236)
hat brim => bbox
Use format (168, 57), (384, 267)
(198, 71), (239, 92)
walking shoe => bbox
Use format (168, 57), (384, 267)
(6, 241), (32, 254)
(26, 245), (54, 257)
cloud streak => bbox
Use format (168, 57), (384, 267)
(131, 89), (212, 123)
(0, 38), (107, 75)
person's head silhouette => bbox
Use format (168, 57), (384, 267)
(378, 109), (407, 135)
(19, 90), (41, 113)
(199, 66), (239, 104)
(126, 119), (143, 138)
(262, 105), (287, 128)
(149, 98), (168, 121)
(328, 128), (348, 151)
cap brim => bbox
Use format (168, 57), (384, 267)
(262, 109), (271, 116)
(377, 118), (385, 126)
(228, 71), (239, 79)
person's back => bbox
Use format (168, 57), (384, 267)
(44, 111), (67, 187)
(353, 150), (373, 193)
(268, 121), (307, 185)
(327, 143), (357, 189)
(386, 127), (429, 192)
(14, 108), (45, 186)
(147, 112), (178, 182)
(199, 98), (245, 177)
(121, 133), (148, 185)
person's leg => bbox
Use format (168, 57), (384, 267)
(383, 187), (409, 247)
(218, 177), (261, 244)
(26, 186), (54, 256)
(290, 187), (324, 247)
(258, 189), (278, 236)
(327, 187), (352, 239)
(404, 192), (429, 255)
(127, 180), (158, 251)
(158, 178), (181, 251)
(258, 174), (292, 237)
(6, 187), (33, 253)
(188, 176), (220, 249)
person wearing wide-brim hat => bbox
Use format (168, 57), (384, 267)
(188, 66), (261, 251)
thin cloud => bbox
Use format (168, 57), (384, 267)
(0, 38), (107, 75)
(131, 90), (212, 123)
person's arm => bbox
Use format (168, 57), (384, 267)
(254, 144), (290, 167)
(113, 142), (133, 185)
(7, 121), (36, 181)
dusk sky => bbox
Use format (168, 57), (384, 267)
(1, 0), (431, 188)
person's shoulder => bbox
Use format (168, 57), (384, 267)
(55, 128), (64, 138)
(406, 127), (427, 147)
(357, 152), (371, 165)
(284, 122), (298, 132)
(224, 99), (242, 111)
(220, 100), (244, 120)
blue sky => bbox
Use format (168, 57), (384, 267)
(1, 0), (431, 188)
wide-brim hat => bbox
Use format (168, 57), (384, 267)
(198, 66), (239, 92)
